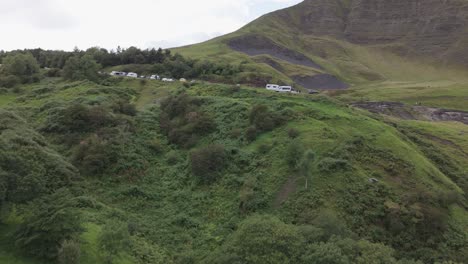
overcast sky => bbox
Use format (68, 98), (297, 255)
(0, 0), (302, 51)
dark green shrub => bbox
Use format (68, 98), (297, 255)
(245, 126), (258, 142)
(112, 100), (137, 116)
(288, 128), (300, 139)
(0, 75), (20, 88)
(58, 240), (81, 264)
(318, 158), (350, 173)
(166, 150), (180, 165)
(148, 139), (163, 154)
(43, 104), (115, 134)
(257, 143), (272, 154)
(98, 221), (131, 261)
(249, 104), (275, 131)
(190, 144), (226, 184)
(15, 190), (83, 260)
(72, 135), (116, 175)
(46, 68), (62, 77)
(209, 215), (304, 263)
(286, 140), (306, 169)
(159, 94), (215, 148)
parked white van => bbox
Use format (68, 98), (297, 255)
(127, 72), (138, 78)
(266, 84), (280, 91)
(278, 86), (292, 93)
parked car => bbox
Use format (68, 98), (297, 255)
(162, 78), (174, 82)
(150, 75), (160, 80)
(127, 72), (138, 78)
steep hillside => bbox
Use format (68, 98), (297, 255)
(0, 78), (466, 263)
(176, 0), (468, 105)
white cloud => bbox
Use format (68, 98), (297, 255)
(0, 0), (302, 51)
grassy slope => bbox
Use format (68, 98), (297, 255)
(0, 77), (466, 262)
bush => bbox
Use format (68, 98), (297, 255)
(286, 140), (306, 169)
(46, 68), (62, 77)
(166, 150), (180, 165)
(249, 104), (275, 132)
(245, 126), (258, 142)
(58, 240), (81, 264)
(209, 215), (304, 263)
(0, 75), (20, 88)
(43, 104), (115, 134)
(288, 128), (300, 139)
(98, 221), (131, 261)
(112, 100), (137, 116)
(190, 144), (226, 184)
(15, 190), (83, 260)
(72, 135), (116, 175)
(318, 157), (350, 173)
(160, 93), (215, 147)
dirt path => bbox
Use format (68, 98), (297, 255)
(273, 176), (298, 208)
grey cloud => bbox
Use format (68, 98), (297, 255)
(0, 0), (77, 30)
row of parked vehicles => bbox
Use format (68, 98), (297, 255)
(110, 71), (176, 82)
(265, 84), (300, 94)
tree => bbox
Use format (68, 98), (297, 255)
(299, 150), (316, 189)
(286, 140), (306, 170)
(15, 189), (83, 260)
(63, 54), (101, 82)
(0, 52), (40, 84)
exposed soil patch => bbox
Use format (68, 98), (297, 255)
(254, 56), (285, 73)
(292, 74), (350, 90)
(228, 34), (323, 70)
(274, 176), (297, 208)
(414, 106), (468, 124)
(419, 133), (468, 156)
(353, 101), (468, 125)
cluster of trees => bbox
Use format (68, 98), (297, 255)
(0, 53), (41, 88)
(0, 46), (244, 85)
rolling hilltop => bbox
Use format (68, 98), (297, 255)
(0, 0), (467, 263)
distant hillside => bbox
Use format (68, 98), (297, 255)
(176, 0), (468, 90)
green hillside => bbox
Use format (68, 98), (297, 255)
(175, 0), (468, 111)
(1, 0), (468, 263)
(0, 76), (466, 263)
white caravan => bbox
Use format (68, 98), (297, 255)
(110, 71), (127, 77)
(278, 86), (293, 93)
(266, 84), (280, 91)
(127, 72), (138, 78)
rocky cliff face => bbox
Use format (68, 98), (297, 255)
(259, 0), (468, 65)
